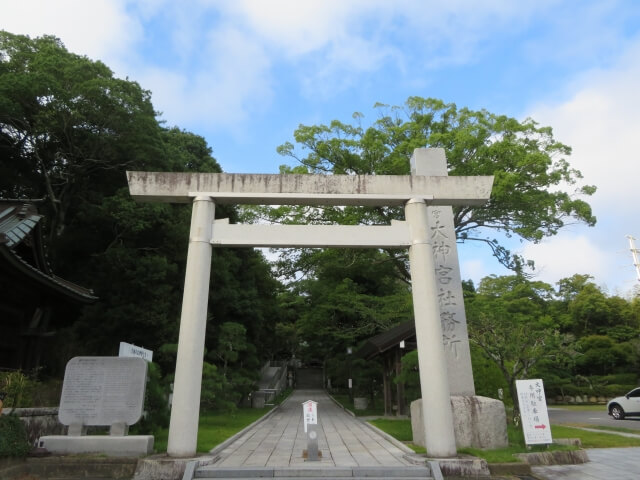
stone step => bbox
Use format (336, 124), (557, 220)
(200, 478), (432, 480)
(195, 466), (432, 478)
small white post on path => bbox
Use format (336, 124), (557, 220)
(167, 196), (215, 457)
(302, 400), (319, 461)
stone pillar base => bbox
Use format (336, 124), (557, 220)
(39, 435), (154, 457)
(411, 396), (508, 450)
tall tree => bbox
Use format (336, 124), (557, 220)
(0, 31), (163, 248)
(1, 33), (284, 382)
(257, 97), (596, 276)
(467, 275), (573, 415)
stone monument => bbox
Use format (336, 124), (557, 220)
(39, 357), (154, 456)
(409, 149), (508, 449)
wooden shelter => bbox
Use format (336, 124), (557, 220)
(357, 321), (417, 416)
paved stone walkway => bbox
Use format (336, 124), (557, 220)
(532, 447), (640, 480)
(210, 389), (415, 468)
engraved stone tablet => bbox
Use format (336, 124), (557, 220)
(58, 357), (147, 427)
(411, 149), (476, 396)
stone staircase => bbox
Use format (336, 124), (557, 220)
(295, 368), (323, 389)
(192, 465), (434, 479)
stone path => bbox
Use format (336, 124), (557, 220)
(532, 447), (640, 480)
(209, 389), (416, 468)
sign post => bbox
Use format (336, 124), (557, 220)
(119, 342), (153, 362)
(302, 400), (319, 461)
(516, 379), (552, 445)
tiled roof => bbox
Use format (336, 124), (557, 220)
(0, 203), (42, 247)
(357, 321), (416, 359)
(0, 202), (97, 303)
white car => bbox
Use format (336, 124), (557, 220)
(607, 387), (640, 420)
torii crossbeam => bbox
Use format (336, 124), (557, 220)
(127, 148), (493, 458)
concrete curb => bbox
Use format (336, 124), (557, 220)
(487, 461), (532, 476)
(326, 392), (421, 458)
(361, 419), (416, 455)
(515, 448), (590, 465)
(326, 392), (356, 417)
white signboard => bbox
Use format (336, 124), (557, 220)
(119, 342), (153, 362)
(516, 379), (552, 445)
(302, 400), (318, 433)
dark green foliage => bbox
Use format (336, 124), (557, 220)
(0, 415), (30, 458)
(575, 335), (629, 375)
(0, 371), (34, 408)
(130, 363), (170, 434)
(469, 345), (510, 403)
(0, 31), (283, 407)
(200, 362), (233, 412)
(395, 350), (421, 404)
(466, 275), (574, 412)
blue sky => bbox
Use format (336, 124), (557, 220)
(3, 0), (640, 295)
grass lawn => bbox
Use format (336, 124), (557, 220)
(153, 389), (293, 453)
(550, 404), (607, 412)
(552, 425), (640, 448)
(367, 418), (640, 464)
(563, 424), (640, 435)
(368, 419), (425, 453)
(154, 407), (273, 453)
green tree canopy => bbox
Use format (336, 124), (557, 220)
(0, 32), (283, 386)
(0, 31), (163, 246)
(265, 97), (596, 273)
(467, 275), (574, 414)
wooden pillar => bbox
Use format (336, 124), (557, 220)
(395, 348), (406, 416)
(383, 354), (392, 416)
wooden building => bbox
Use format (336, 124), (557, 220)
(358, 321), (416, 416)
(0, 202), (97, 371)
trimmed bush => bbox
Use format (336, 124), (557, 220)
(0, 415), (30, 457)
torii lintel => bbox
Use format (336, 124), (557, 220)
(126, 171), (493, 206)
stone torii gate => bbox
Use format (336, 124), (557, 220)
(127, 148), (493, 458)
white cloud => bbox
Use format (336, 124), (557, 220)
(1, 0), (142, 66)
(460, 258), (492, 286)
(521, 39), (640, 293)
(530, 41), (640, 215)
(137, 26), (272, 129)
(521, 234), (609, 286)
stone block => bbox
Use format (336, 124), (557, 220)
(353, 397), (369, 410)
(134, 456), (216, 480)
(434, 455), (490, 477)
(411, 396), (508, 449)
(39, 435), (153, 457)
(59, 356), (147, 427)
(515, 449), (589, 465)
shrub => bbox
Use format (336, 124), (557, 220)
(0, 371), (35, 408)
(130, 362), (170, 435)
(0, 415), (30, 458)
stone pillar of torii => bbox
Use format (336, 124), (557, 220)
(127, 148), (493, 458)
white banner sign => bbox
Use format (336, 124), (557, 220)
(302, 400), (318, 433)
(516, 379), (552, 445)
(119, 342), (153, 362)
